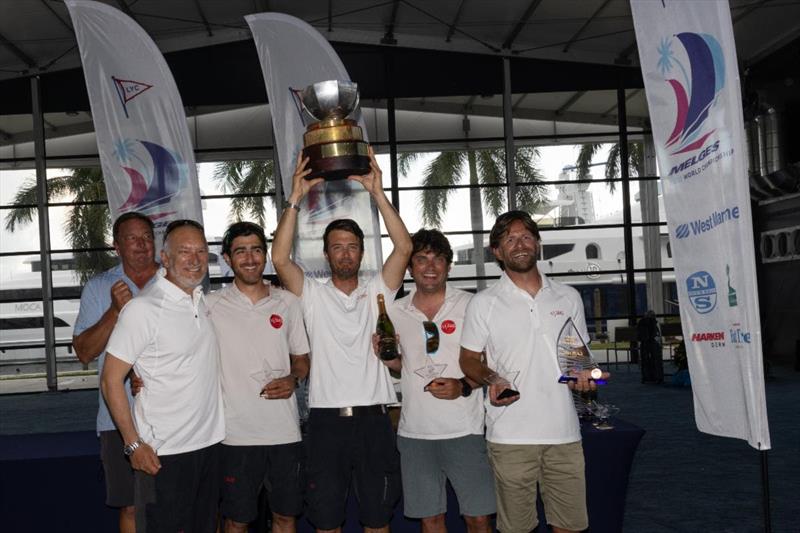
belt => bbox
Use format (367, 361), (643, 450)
(312, 405), (388, 417)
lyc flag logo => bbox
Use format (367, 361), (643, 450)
(441, 320), (456, 335)
(657, 32), (725, 155)
(112, 76), (153, 118)
(269, 314), (283, 329)
(113, 138), (187, 219)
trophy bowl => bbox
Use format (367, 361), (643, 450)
(298, 80), (370, 181)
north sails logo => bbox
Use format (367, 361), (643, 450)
(686, 270), (717, 314)
(112, 76), (153, 118)
(657, 32), (725, 156)
(674, 205), (740, 239)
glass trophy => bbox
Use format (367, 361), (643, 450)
(250, 360), (288, 399)
(414, 321), (447, 390)
(589, 401), (620, 430)
(556, 318), (607, 385)
(488, 362), (520, 400)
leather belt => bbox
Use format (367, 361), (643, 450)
(312, 405), (388, 417)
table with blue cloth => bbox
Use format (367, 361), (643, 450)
(0, 418), (643, 532)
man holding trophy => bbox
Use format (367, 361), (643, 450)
(272, 80), (413, 533)
(459, 211), (609, 533)
(377, 229), (494, 532)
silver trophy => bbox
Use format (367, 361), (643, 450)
(294, 80), (370, 180)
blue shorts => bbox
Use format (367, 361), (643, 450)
(397, 434), (496, 519)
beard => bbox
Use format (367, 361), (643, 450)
(330, 259), (360, 280)
(504, 255), (537, 273)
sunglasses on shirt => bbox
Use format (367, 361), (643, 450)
(422, 321), (439, 355)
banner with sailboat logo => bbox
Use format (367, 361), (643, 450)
(65, 0), (203, 245)
(631, 0), (770, 449)
(246, 13), (382, 278)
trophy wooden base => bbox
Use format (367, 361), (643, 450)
(303, 145), (371, 181)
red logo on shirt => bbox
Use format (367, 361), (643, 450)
(269, 314), (283, 329)
(441, 320), (456, 334)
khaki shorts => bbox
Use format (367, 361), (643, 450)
(487, 440), (588, 533)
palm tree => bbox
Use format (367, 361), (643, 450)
(4, 168), (115, 284)
(398, 146), (547, 290)
(575, 142), (644, 192)
(211, 159), (276, 227)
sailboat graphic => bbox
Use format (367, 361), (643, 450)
(115, 139), (186, 215)
(662, 32), (725, 155)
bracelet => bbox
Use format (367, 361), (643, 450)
(284, 201), (301, 212)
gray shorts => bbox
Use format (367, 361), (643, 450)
(397, 434), (496, 519)
(99, 430), (135, 508)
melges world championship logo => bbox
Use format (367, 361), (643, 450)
(112, 138), (187, 220)
(656, 32), (731, 179)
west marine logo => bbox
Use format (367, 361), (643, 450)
(657, 32), (725, 156)
(113, 138), (187, 220)
(674, 205), (740, 240)
(686, 270), (717, 314)
(112, 76), (153, 118)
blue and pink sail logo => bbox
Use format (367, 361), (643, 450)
(112, 138), (187, 220)
(657, 32), (725, 156)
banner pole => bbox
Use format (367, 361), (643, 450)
(760, 449), (771, 533)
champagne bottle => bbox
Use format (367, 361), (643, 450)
(376, 294), (399, 360)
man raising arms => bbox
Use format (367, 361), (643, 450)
(209, 221), (310, 533)
(73, 211), (158, 533)
(459, 211), (609, 533)
(272, 149), (412, 533)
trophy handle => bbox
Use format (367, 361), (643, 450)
(289, 87), (314, 124)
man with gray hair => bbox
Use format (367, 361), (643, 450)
(102, 219), (225, 533)
(73, 211), (159, 533)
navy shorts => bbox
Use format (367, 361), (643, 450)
(220, 442), (304, 524)
(134, 444), (221, 533)
(99, 430), (135, 508)
(305, 408), (401, 529)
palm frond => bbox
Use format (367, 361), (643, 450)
(418, 151), (465, 227)
(478, 149), (506, 216)
(397, 152), (421, 177)
(576, 143), (602, 180)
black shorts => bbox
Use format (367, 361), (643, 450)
(220, 442), (304, 524)
(99, 430), (135, 508)
(134, 444), (221, 533)
(305, 408), (401, 530)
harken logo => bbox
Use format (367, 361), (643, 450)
(113, 138), (187, 219)
(112, 76), (153, 118)
(657, 32), (725, 155)
(686, 270), (717, 314)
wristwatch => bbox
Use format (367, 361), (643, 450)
(459, 377), (472, 398)
(123, 439), (141, 456)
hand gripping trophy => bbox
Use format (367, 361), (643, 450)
(294, 80), (371, 180)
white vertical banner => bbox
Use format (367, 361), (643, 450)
(631, 0), (770, 449)
(246, 13), (381, 277)
(65, 0), (203, 244)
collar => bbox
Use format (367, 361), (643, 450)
(227, 279), (272, 306)
(155, 268), (205, 304)
(400, 282), (457, 314)
(498, 270), (551, 297)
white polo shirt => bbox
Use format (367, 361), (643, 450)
(207, 282), (309, 446)
(391, 285), (484, 440)
(302, 273), (397, 408)
(106, 271), (225, 456)
(460, 271), (588, 445)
